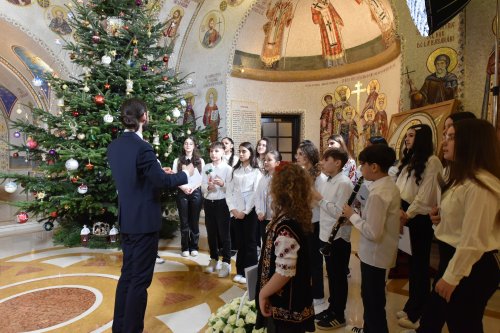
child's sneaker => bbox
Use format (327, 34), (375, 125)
(155, 255), (165, 264)
(205, 259), (218, 273)
(233, 274), (243, 283)
(239, 276), (247, 284)
(316, 313), (346, 330)
(345, 326), (364, 333)
(218, 262), (231, 278)
(314, 309), (330, 322)
(190, 250), (199, 257)
(215, 261), (222, 271)
(181, 251), (189, 257)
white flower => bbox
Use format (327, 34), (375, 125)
(223, 326), (233, 333)
(245, 311), (257, 324)
(229, 304), (239, 312)
(234, 328), (246, 333)
(240, 305), (249, 316)
(227, 314), (237, 325)
(236, 318), (245, 327)
(219, 305), (231, 318)
(214, 319), (225, 330)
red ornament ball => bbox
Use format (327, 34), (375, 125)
(13, 152), (19, 158)
(50, 211), (58, 218)
(26, 139), (38, 149)
(104, 83), (111, 90)
(112, 127), (119, 134)
(163, 134), (169, 140)
(72, 111), (80, 117)
(17, 212), (29, 224)
(162, 76), (169, 81)
(92, 35), (101, 43)
(94, 94), (105, 106)
(135, 0), (142, 5)
(70, 176), (79, 183)
(162, 55), (169, 63)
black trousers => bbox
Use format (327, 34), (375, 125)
(234, 208), (258, 276)
(417, 241), (499, 333)
(361, 262), (388, 333)
(308, 222), (324, 299)
(176, 188), (202, 252)
(259, 219), (270, 245)
(322, 238), (351, 319)
(402, 200), (434, 322)
(112, 232), (158, 333)
(204, 198), (231, 263)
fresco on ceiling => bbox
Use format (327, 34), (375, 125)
(0, 85), (18, 118)
(204, 88), (220, 142)
(228, 0), (245, 7)
(12, 45), (53, 100)
(199, 10), (224, 49)
(407, 47), (458, 109)
(234, 0), (396, 71)
(319, 80), (389, 156)
(5, 0), (32, 6)
(46, 5), (73, 36)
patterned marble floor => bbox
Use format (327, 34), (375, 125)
(0, 224), (498, 333)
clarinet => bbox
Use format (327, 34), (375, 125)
(320, 176), (364, 257)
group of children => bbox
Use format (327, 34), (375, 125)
(170, 115), (499, 333)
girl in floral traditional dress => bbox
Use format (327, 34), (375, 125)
(256, 163), (316, 333)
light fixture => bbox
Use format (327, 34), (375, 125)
(32, 77), (43, 87)
(406, 0), (471, 36)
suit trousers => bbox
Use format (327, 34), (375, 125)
(204, 198), (231, 263)
(176, 188), (202, 251)
(322, 238), (351, 319)
(234, 209), (258, 276)
(417, 241), (499, 333)
(112, 232), (158, 333)
(361, 262), (388, 333)
(308, 222), (324, 299)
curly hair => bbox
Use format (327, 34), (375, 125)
(297, 140), (321, 179)
(397, 124), (433, 186)
(270, 163), (313, 233)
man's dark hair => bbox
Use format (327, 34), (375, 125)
(368, 136), (388, 145)
(120, 98), (147, 131)
(210, 141), (224, 150)
(359, 145), (396, 173)
(322, 148), (348, 169)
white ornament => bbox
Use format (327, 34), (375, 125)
(152, 133), (160, 146)
(36, 191), (46, 200)
(101, 55), (112, 66)
(16, 108), (22, 114)
(110, 50), (117, 57)
(57, 98), (65, 107)
(103, 114), (114, 123)
(62, 84), (68, 90)
(186, 129), (191, 135)
(77, 133), (86, 140)
(164, 152), (169, 157)
(185, 77), (193, 85)
(41, 153), (47, 161)
(78, 184), (88, 194)
(172, 107), (181, 118)
(166, 115), (171, 121)
(81, 225), (91, 235)
(65, 158), (79, 171)
(82, 85), (90, 93)
(180, 99), (187, 107)
(4, 181), (18, 194)
(125, 79), (134, 93)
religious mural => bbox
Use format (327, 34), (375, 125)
(407, 47), (458, 109)
(5, 0), (31, 6)
(355, 0), (396, 48)
(227, 0), (245, 7)
(481, 17), (500, 138)
(183, 92), (196, 132)
(46, 6), (73, 36)
(199, 11), (224, 49)
(260, 0), (294, 69)
(204, 88), (220, 142)
(163, 6), (184, 49)
(0, 85), (18, 118)
(12, 46), (53, 100)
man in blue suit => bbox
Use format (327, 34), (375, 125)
(107, 98), (193, 333)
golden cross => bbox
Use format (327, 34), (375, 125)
(352, 81), (366, 115)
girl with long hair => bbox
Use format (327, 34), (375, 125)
(226, 142), (262, 284)
(255, 150), (282, 244)
(172, 136), (205, 257)
(296, 140), (325, 305)
(256, 137), (271, 171)
(255, 163), (315, 333)
(221, 136), (237, 167)
(395, 124), (443, 329)
(414, 119), (500, 333)
(327, 134), (358, 184)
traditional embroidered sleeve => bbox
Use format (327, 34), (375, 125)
(274, 229), (300, 277)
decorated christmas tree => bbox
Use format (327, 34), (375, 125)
(0, 0), (210, 246)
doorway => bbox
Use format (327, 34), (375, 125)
(261, 115), (301, 162)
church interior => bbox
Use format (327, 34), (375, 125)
(0, 0), (499, 332)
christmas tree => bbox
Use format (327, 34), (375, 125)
(0, 0), (210, 247)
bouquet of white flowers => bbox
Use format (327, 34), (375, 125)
(205, 294), (266, 333)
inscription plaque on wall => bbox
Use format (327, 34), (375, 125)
(230, 100), (258, 146)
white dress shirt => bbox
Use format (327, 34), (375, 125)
(226, 165), (262, 216)
(435, 170), (500, 286)
(318, 173), (354, 242)
(222, 153), (238, 167)
(312, 174), (327, 223)
(172, 156), (205, 190)
(255, 174), (273, 220)
(396, 155), (442, 218)
(349, 176), (401, 269)
(201, 161), (232, 200)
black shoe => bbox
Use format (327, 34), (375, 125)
(316, 313), (346, 330)
(314, 309), (331, 322)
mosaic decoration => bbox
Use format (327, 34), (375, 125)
(12, 45), (53, 100)
(0, 85), (18, 118)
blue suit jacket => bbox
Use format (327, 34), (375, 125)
(107, 132), (188, 234)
